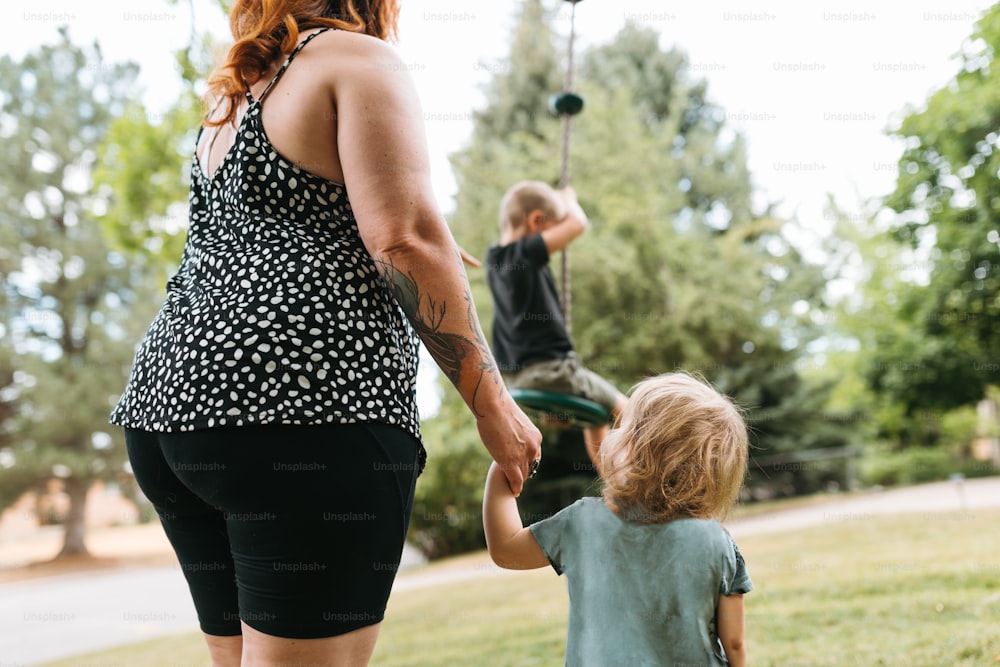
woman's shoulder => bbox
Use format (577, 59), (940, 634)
(306, 28), (404, 68)
(301, 28), (414, 98)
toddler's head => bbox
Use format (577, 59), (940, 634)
(600, 372), (748, 523)
(498, 180), (566, 240)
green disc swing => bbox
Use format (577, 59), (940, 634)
(508, 0), (611, 430)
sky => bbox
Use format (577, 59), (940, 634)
(1, 0), (996, 414)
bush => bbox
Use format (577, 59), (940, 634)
(746, 453), (857, 500)
(860, 446), (959, 486)
(408, 405), (493, 560)
(958, 457), (1000, 479)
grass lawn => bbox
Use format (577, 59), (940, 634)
(40, 509), (1000, 666)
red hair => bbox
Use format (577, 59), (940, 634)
(205, 0), (400, 127)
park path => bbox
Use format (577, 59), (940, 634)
(2, 477), (999, 666)
(725, 474), (994, 538)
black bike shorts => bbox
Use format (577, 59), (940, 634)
(124, 422), (422, 639)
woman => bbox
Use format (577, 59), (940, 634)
(110, 2), (542, 665)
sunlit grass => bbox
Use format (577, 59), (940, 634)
(40, 509), (1000, 667)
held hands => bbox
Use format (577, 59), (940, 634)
(476, 392), (542, 497)
(449, 243), (537, 491)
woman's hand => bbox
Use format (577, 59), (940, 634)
(476, 392), (542, 497)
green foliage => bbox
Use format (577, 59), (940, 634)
(92, 94), (201, 267)
(446, 1), (851, 521)
(875, 4), (1000, 410)
(860, 445), (960, 486)
(409, 392), (494, 559)
(0, 28), (163, 554)
(92, 29), (217, 273)
(858, 396), (996, 485)
(939, 404), (980, 455)
(0, 336), (16, 445)
(469, 0), (563, 143)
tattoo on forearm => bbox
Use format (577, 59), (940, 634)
(375, 254), (500, 417)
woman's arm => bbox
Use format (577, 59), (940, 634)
(483, 462), (550, 569)
(718, 593), (747, 667)
(331, 35), (541, 493)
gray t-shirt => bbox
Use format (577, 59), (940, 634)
(530, 497), (753, 667)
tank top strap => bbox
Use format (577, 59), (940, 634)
(256, 27), (335, 104)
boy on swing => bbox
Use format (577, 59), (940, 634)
(485, 180), (627, 464)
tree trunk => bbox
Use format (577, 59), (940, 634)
(57, 476), (90, 557)
(971, 397), (1000, 466)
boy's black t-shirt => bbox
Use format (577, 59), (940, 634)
(485, 233), (573, 373)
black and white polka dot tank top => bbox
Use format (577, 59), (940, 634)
(111, 28), (422, 443)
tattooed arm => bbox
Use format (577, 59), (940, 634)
(374, 253), (495, 416)
(328, 33), (541, 493)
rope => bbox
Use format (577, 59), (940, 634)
(559, 0), (579, 333)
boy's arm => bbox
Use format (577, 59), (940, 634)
(483, 462), (550, 570)
(539, 186), (588, 254)
(718, 593), (747, 667)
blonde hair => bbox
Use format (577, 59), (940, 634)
(600, 372), (748, 523)
(498, 180), (565, 233)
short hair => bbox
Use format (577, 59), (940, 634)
(600, 372), (749, 523)
(498, 180), (565, 233)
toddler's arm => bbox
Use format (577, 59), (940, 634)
(482, 462), (550, 570)
(718, 593), (747, 667)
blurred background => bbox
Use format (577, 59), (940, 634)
(0, 1), (998, 665)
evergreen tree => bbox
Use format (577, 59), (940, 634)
(411, 0), (565, 557)
(472, 0), (563, 142)
(413, 1), (853, 556)
(449, 0), (565, 260)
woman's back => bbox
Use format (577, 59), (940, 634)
(111, 28), (422, 438)
(199, 27), (373, 185)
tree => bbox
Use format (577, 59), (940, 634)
(877, 4), (1000, 412)
(819, 190), (996, 484)
(0, 29), (162, 556)
(413, 0), (852, 557)
(88, 0), (228, 526)
(94, 0), (217, 269)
